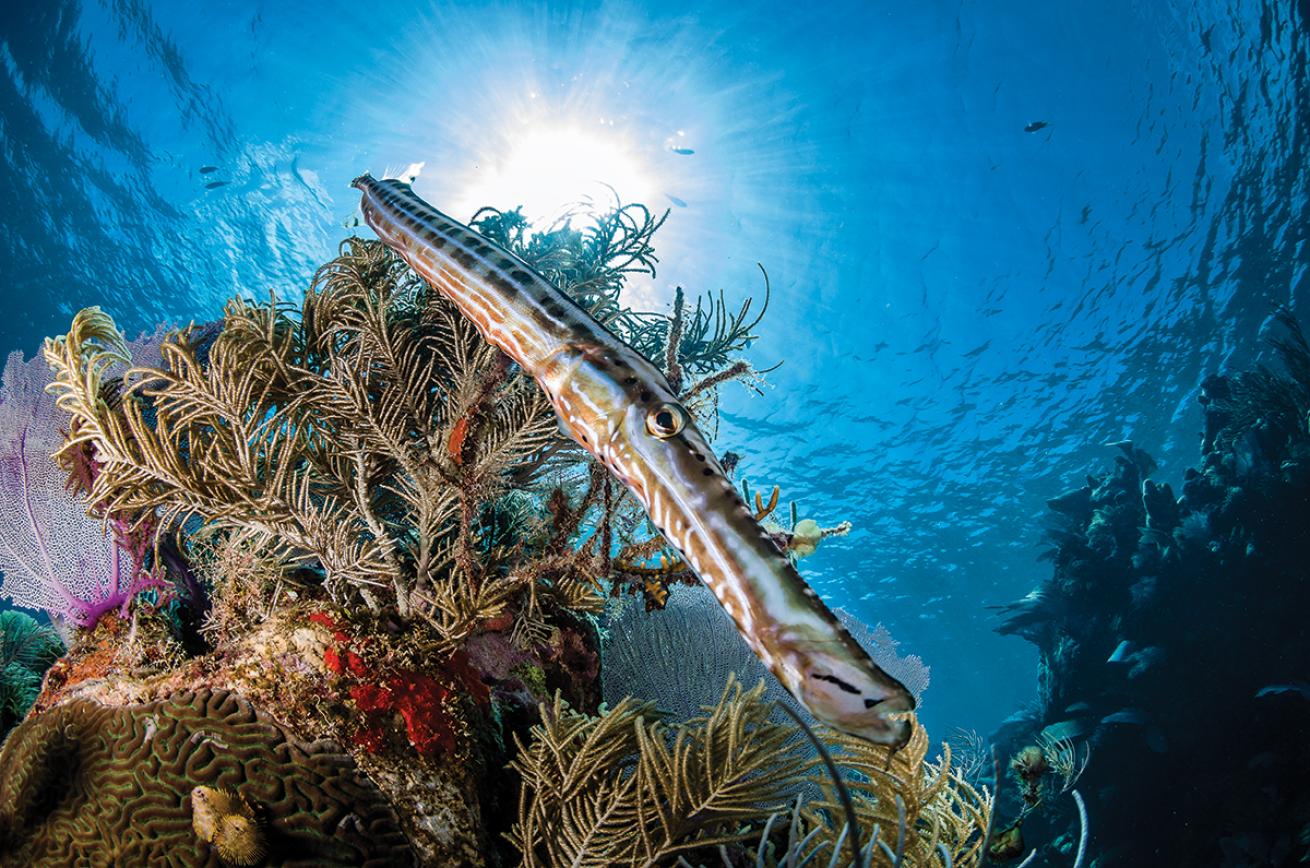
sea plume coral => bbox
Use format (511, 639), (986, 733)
(772, 720), (992, 868)
(41, 226), (768, 653)
(42, 246), (564, 639)
(508, 676), (812, 866)
(510, 675), (990, 867)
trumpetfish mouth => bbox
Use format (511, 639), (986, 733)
(351, 173), (915, 746)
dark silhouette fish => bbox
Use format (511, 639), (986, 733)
(670, 147), (695, 155)
(1024, 121), (1049, 133)
(204, 181), (229, 189)
(199, 165), (219, 174)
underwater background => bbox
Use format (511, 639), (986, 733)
(0, 0), (1308, 865)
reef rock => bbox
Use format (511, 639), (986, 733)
(5, 605), (535, 867)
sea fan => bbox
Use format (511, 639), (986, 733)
(0, 349), (161, 628)
(834, 608), (932, 701)
(601, 583), (929, 726)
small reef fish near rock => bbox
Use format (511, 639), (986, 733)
(351, 173), (916, 746)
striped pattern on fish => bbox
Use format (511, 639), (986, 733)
(351, 174), (914, 745)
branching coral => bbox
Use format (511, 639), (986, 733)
(508, 676), (813, 866)
(41, 243), (570, 643)
(471, 202), (769, 425)
(473, 200), (666, 326)
(511, 675), (990, 868)
(798, 723), (992, 867)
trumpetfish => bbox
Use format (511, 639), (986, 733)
(351, 174), (914, 746)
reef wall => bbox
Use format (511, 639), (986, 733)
(992, 311), (1310, 866)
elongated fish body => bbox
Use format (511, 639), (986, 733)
(352, 174), (914, 745)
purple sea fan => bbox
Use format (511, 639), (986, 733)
(833, 608), (932, 701)
(0, 349), (160, 628)
(602, 584), (930, 727)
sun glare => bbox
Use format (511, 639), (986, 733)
(457, 125), (656, 226)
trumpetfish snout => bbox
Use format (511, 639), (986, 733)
(351, 173), (915, 746)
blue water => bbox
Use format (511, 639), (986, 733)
(1, 0), (1306, 743)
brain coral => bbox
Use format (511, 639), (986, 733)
(0, 688), (413, 867)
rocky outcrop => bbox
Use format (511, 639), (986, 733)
(992, 313), (1310, 866)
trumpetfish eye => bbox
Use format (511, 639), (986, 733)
(645, 403), (687, 438)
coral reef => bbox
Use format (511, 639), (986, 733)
(0, 191), (986, 867)
(0, 194), (792, 865)
(42, 270), (560, 631)
(0, 688), (411, 866)
(991, 308), (1310, 865)
(40, 231), (763, 641)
